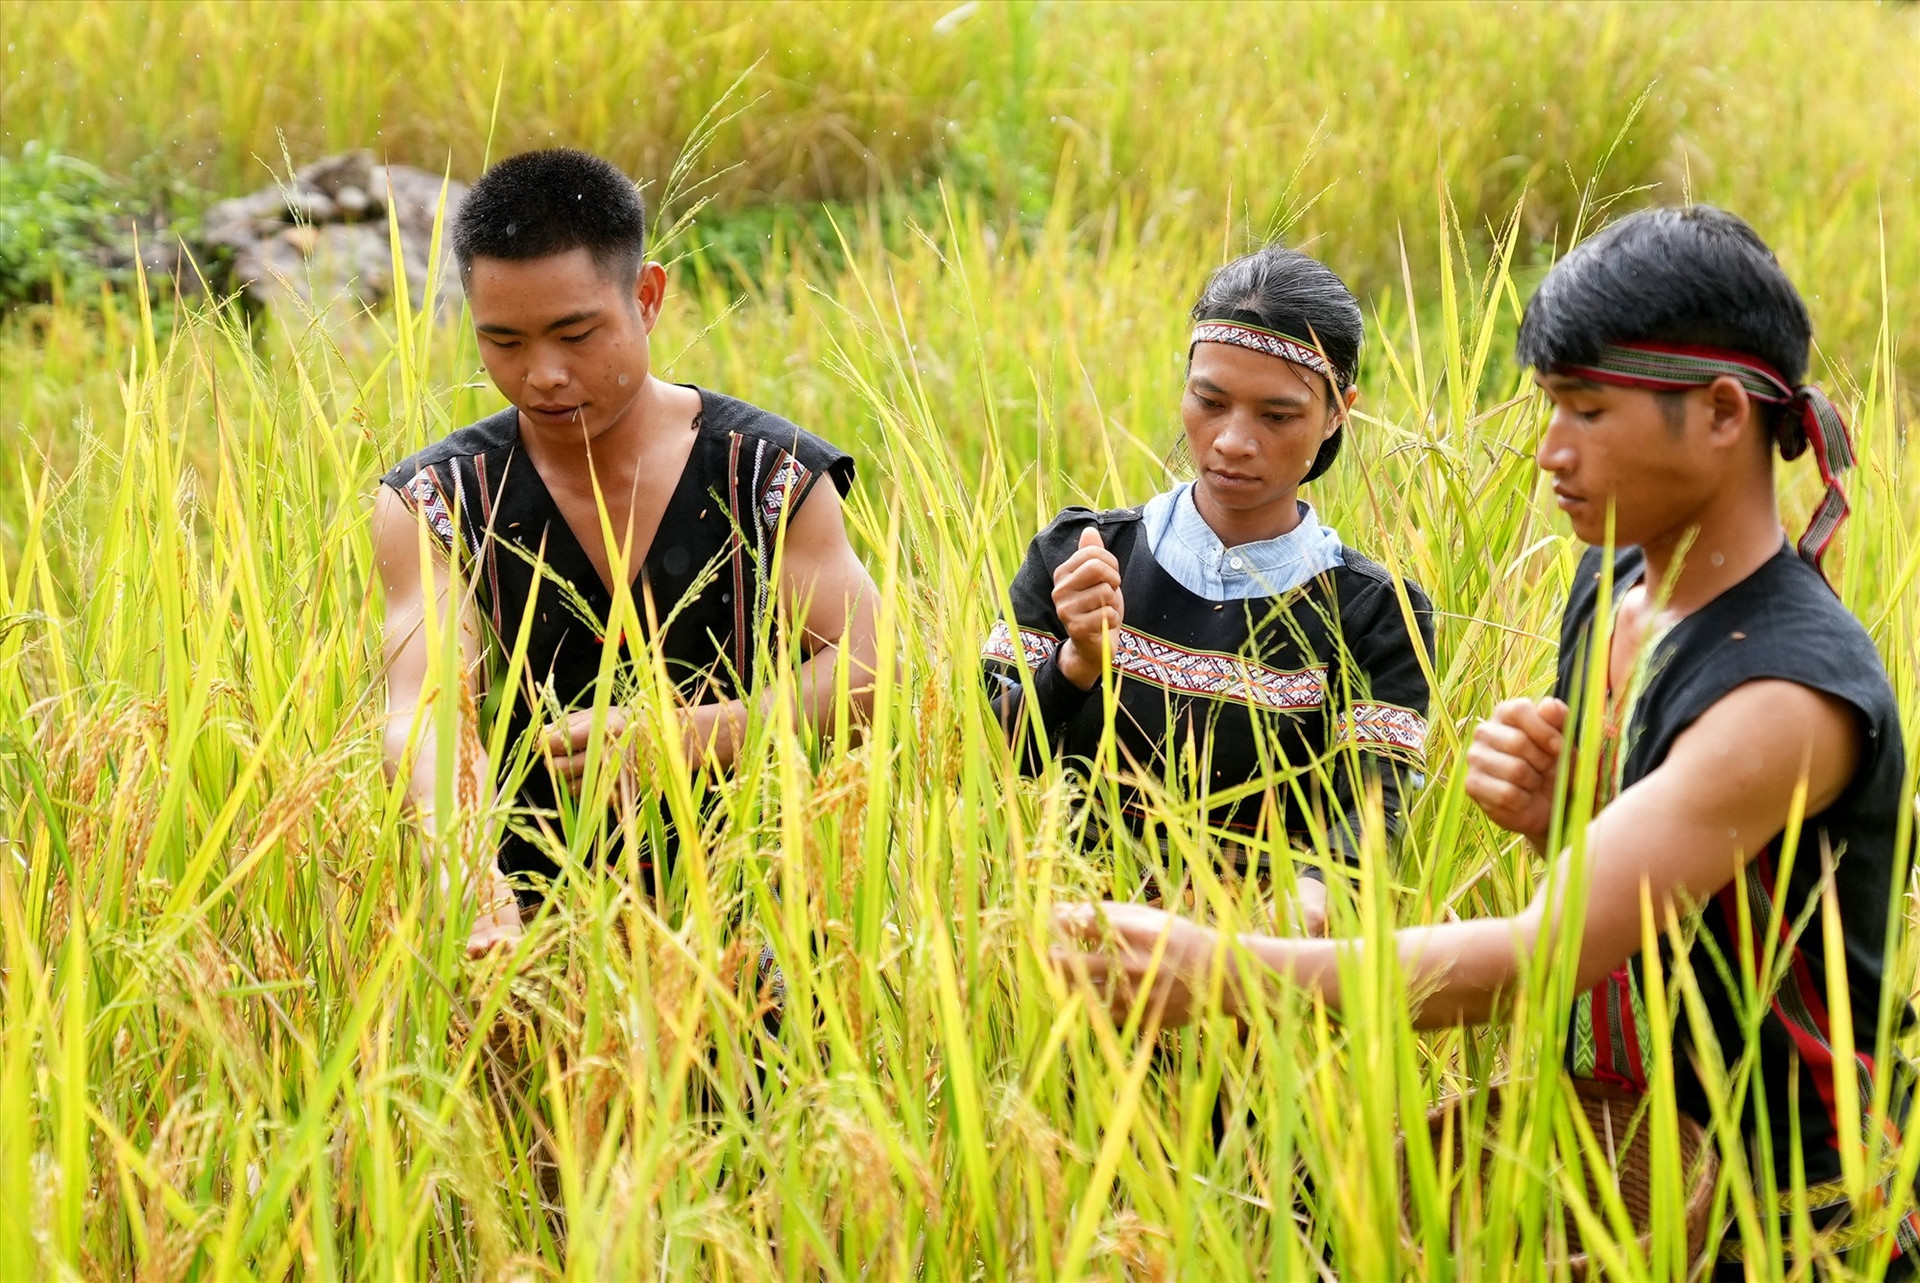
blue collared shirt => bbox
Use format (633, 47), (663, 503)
(1139, 482), (1344, 601)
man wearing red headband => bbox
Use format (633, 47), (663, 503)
(1052, 206), (1914, 1273)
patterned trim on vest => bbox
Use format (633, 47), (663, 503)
(1569, 966), (1650, 1093)
(761, 454), (810, 531)
(745, 438), (775, 628)
(983, 620), (1327, 710)
(726, 432), (751, 680)
(1334, 701), (1429, 761)
(471, 452), (505, 635)
(1111, 628), (1326, 709)
(982, 621), (1062, 670)
(401, 468), (459, 549)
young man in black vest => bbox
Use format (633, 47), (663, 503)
(374, 149), (878, 956)
(1052, 206), (1916, 1271)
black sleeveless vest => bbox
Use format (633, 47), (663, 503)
(380, 387), (854, 893)
(1555, 544), (1917, 1255)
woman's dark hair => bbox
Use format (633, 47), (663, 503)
(452, 148), (647, 285)
(1190, 245), (1363, 482)
(1516, 205), (1812, 385)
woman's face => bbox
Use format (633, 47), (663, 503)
(1181, 341), (1346, 526)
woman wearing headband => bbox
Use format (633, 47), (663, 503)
(985, 245), (1435, 932)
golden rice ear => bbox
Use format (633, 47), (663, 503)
(1161, 433), (1196, 482)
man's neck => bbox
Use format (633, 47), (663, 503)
(1636, 482), (1785, 621)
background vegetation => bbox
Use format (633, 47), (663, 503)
(2, 1), (1915, 1278)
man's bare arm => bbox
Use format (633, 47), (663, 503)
(1257, 679), (1859, 1023)
(769, 480), (882, 731)
(1060, 680), (1861, 1029)
(370, 485), (521, 955)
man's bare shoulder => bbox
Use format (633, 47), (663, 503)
(379, 406), (520, 492)
(1643, 678), (1861, 822)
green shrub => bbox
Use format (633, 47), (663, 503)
(0, 143), (152, 306)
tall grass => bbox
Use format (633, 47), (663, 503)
(3, 2), (1918, 1278)
(5, 2), (1917, 369)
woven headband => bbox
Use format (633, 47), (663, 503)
(1557, 341), (1856, 578)
(1190, 309), (1343, 387)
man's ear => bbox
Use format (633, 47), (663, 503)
(635, 261), (668, 330)
(1704, 374), (1757, 448)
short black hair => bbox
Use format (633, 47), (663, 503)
(1190, 245), (1363, 482)
(1516, 205), (1812, 385)
(452, 148), (646, 285)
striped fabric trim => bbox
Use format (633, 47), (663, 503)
(981, 621), (1329, 710)
(1190, 320), (1336, 383)
(1567, 966), (1650, 1094)
(1334, 701), (1429, 761)
(1718, 1205), (1920, 1262)
(1717, 1138), (1920, 1260)
(1736, 850), (1877, 1126)
(747, 438), (770, 602)
(727, 434), (751, 679)
(1557, 341), (1856, 578)
(1571, 990), (1598, 1079)
(473, 453), (504, 635)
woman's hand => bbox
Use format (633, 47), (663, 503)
(1464, 696), (1568, 854)
(1051, 526), (1125, 691)
(1050, 900), (1230, 1029)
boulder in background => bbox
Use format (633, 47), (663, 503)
(199, 151), (468, 315)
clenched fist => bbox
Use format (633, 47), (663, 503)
(1463, 696), (1569, 853)
(1052, 526), (1125, 691)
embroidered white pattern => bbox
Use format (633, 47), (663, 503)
(403, 469), (458, 548)
(1335, 702), (1428, 759)
(1109, 628), (1326, 709)
(982, 620), (1060, 668)
(1190, 322), (1335, 381)
(760, 455), (809, 530)
(985, 621), (1328, 710)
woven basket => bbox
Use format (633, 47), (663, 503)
(1399, 1079), (1718, 1276)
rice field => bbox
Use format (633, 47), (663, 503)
(2, 2), (1917, 1278)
